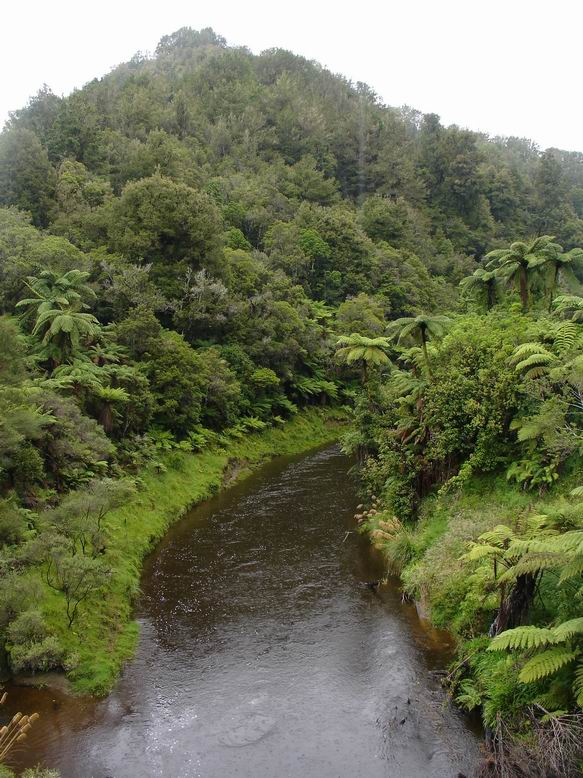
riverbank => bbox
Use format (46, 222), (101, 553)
(33, 409), (345, 696)
(360, 467), (583, 773)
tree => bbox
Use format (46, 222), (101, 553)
(335, 293), (386, 336)
(104, 174), (224, 296)
(143, 329), (207, 434)
(0, 129), (56, 227)
(459, 268), (500, 311)
(387, 315), (451, 376)
(44, 547), (111, 628)
(529, 241), (583, 311)
(486, 236), (555, 311)
(45, 478), (135, 556)
(335, 334), (391, 383)
(16, 269), (95, 322)
(533, 149), (570, 238)
(16, 270), (100, 368)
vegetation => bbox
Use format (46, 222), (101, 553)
(2, 24), (583, 774)
(348, 271), (583, 772)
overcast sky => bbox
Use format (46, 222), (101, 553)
(2, 0), (582, 152)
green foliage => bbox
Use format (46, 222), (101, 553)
(518, 648), (578, 683)
(1, 28), (583, 768)
(489, 626), (560, 651)
(335, 334), (391, 368)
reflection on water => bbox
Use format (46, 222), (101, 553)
(3, 445), (480, 777)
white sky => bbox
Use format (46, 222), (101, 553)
(2, 0), (582, 152)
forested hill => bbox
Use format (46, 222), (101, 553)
(2, 25), (583, 309)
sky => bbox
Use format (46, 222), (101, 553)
(2, 0), (582, 152)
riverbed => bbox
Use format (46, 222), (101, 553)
(4, 445), (480, 777)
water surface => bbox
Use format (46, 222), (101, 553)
(5, 445), (480, 777)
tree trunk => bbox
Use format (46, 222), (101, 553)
(487, 280), (495, 311)
(519, 265), (529, 311)
(490, 573), (538, 636)
(548, 265), (559, 312)
(421, 332), (432, 377)
(100, 404), (113, 434)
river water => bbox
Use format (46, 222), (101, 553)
(5, 445), (480, 777)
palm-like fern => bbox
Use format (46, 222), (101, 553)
(487, 516), (583, 704)
(16, 269), (95, 319)
(387, 315), (450, 377)
(459, 267), (500, 310)
(529, 242), (583, 311)
(486, 236), (555, 311)
(335, 334), (391, 383)
(16, 270), (100, 369)
(553, 295), (583, 322)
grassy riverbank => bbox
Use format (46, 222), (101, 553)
(38, 409), (344, 695)
(361, 464), (583, 755)
(364, 468), (582, 635)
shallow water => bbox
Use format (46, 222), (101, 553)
(4, 445), (480, 777)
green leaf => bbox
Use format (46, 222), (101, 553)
(519, 648), (578, 683)
(489, 626), (560, 651)
(553, 618), (583, 641)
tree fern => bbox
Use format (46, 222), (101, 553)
(518, 648), (578, 683)
(553, 294), (583, 322)
(510, 342), (557, 379)
(390, 368), (423, 399)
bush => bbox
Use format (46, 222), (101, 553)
(8, 635), (65, 674)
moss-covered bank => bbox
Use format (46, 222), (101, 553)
(40, 409), (344, 695)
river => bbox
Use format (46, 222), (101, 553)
(4, 445), (480, 777)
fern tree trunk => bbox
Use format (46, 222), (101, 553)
(548, 264), (560, 312)
(487, 280), (495, 311)
(490, 572), (538, 636)
(519, 265), (529, 312)
(420, 330), (432, 378)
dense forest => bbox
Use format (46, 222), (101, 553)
(2, 25), (583, 776)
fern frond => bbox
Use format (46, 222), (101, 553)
(499, 553), (561, 582)
(553, 321), (578, 354)
(515, 353), (556, 371)
(516, 422), (547, 442)
(518, 648), (578, 683)
(546, 531), (583, 554)
(559, 557), (583, 582)
(573, 661), (583, 707)
(509, 342), (548, 362)
(478, 525), (515, 547)
(507, 537), (561, 555)
(489, 626), (560, 651)
(553, 618), (583, 641)
(462, 543), (502, 562)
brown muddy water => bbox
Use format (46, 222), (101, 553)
(4, 445), (481, 777)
